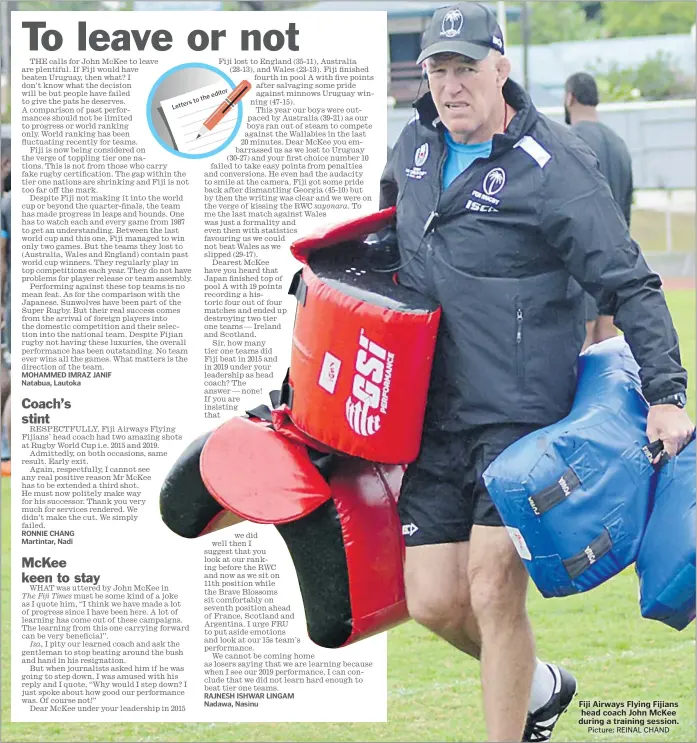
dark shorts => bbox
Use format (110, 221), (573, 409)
(398, 422), (540, 546)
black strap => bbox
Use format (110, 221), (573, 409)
(245, 404), (273, 422)
(642, 439), (666, 469)
(278, 368), (294, 409)
(563, 529), (613, 580)
(643, 431), (696, 470)
(245, 404), (336, 482)
(308, 449), (337, 482)
(288, 269), (307, 306)
(528, 467), (581, 516)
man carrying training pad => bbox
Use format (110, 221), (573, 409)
(380, 4), (693, 741)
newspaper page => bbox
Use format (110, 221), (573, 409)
(6, 4), (696, 743)
(10, 8), (388, 724)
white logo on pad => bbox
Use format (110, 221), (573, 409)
(345, 328), (394, 437)
(318, 352), (341, 394)
(506, 526), (532, 560)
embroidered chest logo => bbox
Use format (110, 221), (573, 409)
(414, 143), (429, 167)
(466, 167), (506, 212)
(483, 167), (506, 196)
(406, 143), (429, 180)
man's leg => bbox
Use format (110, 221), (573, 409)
(582, 292), (599, 351)
(468, 525), (534, 742)
(581, 320), (596, 352)
(594, 315), (618, 344)
(398, 422), (482, 657)
(404, 542), (570, 723)
(404, 542), (481, 658)
(468, 424), (576, 742)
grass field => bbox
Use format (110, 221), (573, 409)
(1, 289), (695, 743)
(631, 209), (695, 255)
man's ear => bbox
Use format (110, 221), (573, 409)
(496, 55), (511, 87)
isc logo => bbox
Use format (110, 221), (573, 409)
(345, 329), (394, 437)
(465, 199), (498, 213)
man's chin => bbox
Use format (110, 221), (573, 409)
(444, 120), (476, 141)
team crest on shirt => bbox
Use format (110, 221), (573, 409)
(466, 167), (506, 212)
(406, 143), (429, 180)
(483, 167), (506, 196)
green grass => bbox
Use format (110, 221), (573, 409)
(632, 209), (695, 254)
(665, 290), (696, 420)
(2, 289), (695, 742)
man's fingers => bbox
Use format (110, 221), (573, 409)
(655, 428), (692, 460)
(645, 419), (661, 443)
(661, 437), (678, 459)
(679, 427), (697, 453)
(646, 409), (695, 462)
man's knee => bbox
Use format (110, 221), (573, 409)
(406, 586), (469, 634)
(404, 543), (471, 634)
(468, 528), (528, 625)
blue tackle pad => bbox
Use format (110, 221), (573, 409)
(636, 437), (696, 630)
(483, 337), (655, 598)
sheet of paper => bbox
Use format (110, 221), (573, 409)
(159, 81), (240, 153)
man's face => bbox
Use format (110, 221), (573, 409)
(426, 52), (506, 143)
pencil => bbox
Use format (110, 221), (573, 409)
(196, 80), (252, 139)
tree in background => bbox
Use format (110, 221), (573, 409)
(507, 1), (694, 45)
(591, 51), (695, 102)
(599, 2), (695, 38)
(507, 2), (603, 45)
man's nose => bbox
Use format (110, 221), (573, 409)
(441, 69), (463, 94)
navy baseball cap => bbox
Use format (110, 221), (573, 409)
(417, 3), (505, 65)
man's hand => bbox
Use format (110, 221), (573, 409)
(646, 405), (695, 461)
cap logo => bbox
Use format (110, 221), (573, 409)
(440, 8), (463, 38)
(492, 35), (503, 49)
(414, 143), (429, 167)
(483, 167), (506, 196)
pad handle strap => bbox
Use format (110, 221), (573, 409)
(527, 467), (581, 516)
(288, 269), (308, 306)
(562, 529), (613, 580)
